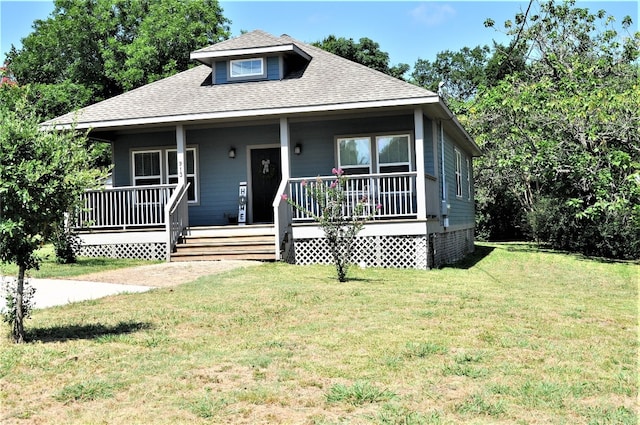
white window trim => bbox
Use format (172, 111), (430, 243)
(336, 136), (373, 173)
(130, 146), (199, 205)
(166, 147), (199, 204)
(229, 57), (266, 80)
(466, 157), (471, 201)
(132, 149), (163, 186)
(455, 148), (463, 198)
(375, 134), (413, 173)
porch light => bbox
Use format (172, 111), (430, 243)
(228, 147), (236, 158)
(294, 143), (302, 155)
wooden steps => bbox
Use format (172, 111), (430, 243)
(170, 225), (276, 262)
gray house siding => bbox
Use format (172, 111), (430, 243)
(441, 129), (474, 227)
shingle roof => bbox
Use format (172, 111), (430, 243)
(44, 30), (438, 129)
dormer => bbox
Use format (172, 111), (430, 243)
(190, 30), (312, 85)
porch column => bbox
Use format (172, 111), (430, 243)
(279, 117), (291, 181)
(414, 108), (427, 220)
(176, 124), (186, 186)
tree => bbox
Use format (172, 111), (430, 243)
(469, 0), (640, 259)
(5, 0), (230, 103)
(313, 35), (410, 80)
(0, 85), (106, 342)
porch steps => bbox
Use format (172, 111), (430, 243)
(170, 225), (276, 262)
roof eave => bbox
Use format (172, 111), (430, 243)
(41, 96), (440, 131)
(190, 44), (311, 66)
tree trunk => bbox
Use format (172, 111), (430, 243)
(13, 265), (26, 343)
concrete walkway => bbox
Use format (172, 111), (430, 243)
(1, 278), (152, 310)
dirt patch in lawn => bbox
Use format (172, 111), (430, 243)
(67, 261), (263, 287)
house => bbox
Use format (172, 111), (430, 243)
(44, 30), (481, 269)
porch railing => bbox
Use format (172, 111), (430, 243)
(165, 183), (190, 261)
(77, 184), (176, 229)
(287, 172), (418, 221)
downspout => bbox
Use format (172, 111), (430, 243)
(440, 121), (449, 229)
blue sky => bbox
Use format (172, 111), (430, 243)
(1, 0), (638, 69)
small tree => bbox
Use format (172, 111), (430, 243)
(283, 168), (380, 282)
(0, 87), (106, 342)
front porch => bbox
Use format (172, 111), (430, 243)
(74, 171), (447, 266)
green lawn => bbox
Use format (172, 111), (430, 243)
(0, 243), (637, 424)
(0, 245), (158, 279)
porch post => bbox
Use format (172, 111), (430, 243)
(414, 108), (427, 220)
(176, 124), (186, 186)
(279, 117), (291, 181)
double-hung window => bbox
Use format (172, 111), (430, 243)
(132, 147), (199, 204)
(337, 137), (372, 175)
(376, 135), (411, 173)
(455, 149), (463, 198)
(229, 58), (265, 79)
(133, 150), (162, 186)
(166, 148), (197, 203)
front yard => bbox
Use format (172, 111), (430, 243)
(0, 243), (637, 424)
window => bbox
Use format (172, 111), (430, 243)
(131, 147), (199, 204)
(133, 150), (162, 186)
(455, 149), (463, 198)
(376, 135), (411, 173)
(466, 158), (471, 200)
(229, 58), (264, 78)
(337, 137), (371, 174)
(167, 148), (198, 203)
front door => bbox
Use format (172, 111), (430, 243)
(250, 147), (281, 223)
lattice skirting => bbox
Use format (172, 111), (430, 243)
(292, 235), (429, 270)
(77, 243), (166, 261)
(430, 227), (475, 268)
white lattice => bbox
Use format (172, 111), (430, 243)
(292, 235), (428, 269)
(78, 243), (166, 261)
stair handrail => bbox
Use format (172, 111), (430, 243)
(164, 182), (190, 261)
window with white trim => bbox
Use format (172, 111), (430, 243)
(376, 134), (411, 173)
(133, 150), (162, 186)
(131, 147), (199, 203)
(455, 149), (463, 198)
(466, 157), (471, 200)
(167, 148), (198, 203)
(337, 137), (371, 175)
(230, 58), (264, 78)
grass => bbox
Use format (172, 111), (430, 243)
(0, 242), (637, 424)
(0, 244), (159, 279)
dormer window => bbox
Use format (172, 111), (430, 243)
(229, 58), (265, 79)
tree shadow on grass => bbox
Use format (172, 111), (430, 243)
(26, 320), (152, 343)
(442, 244), (495, 270)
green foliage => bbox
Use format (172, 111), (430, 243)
(5, 0), (230, 103)
(0, 88), (107, 341)
(284, 169), (380, 282)
(52, 223), (81, 264)
(467, 0), (640, 259)
(313, 35), (409, 80)
(326, 381), (396, 405)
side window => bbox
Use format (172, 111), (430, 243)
(133, 150), (162, 186)
(466, 157), (471, 200)
(376, 134), (411, 173)
(166, 148), (198, 203)
(455, 149), (463, 198)
(337, 137), (372, 175)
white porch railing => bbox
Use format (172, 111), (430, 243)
(165, 183), (190, 261)
(77, 185), (176, 229)
(287, 172), (418, 221)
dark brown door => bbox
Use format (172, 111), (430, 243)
(251, 148), (281, 223)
